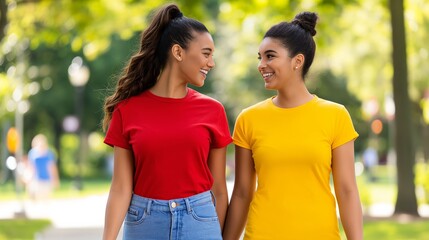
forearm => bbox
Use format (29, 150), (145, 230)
(213, 190), (228, 231)
(222, 194), (252, 240)
(102, 189), (132, 240)
(332, 141), (362, 240)
(337, 191), (363, 240)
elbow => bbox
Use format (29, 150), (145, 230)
(231, 186), (254, 204)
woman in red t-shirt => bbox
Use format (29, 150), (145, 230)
(101, 3), (232, 240)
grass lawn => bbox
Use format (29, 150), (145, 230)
(340, 219), (429, 240)
(362, 219), (429, 240)
(0, 219), (51, 240)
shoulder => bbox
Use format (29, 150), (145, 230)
(314, 96), (353, 125)
(113, 92), (147, 113)
(189, 88), (225, 109)
(314, 96), (348, 113)
(238, 98), (272, 117)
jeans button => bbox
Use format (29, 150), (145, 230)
(171, 202), (177, 208)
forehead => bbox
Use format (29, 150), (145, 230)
(189, 31), (215, 50)
(258, 37), (287, 53)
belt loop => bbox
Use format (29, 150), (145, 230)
(146, 200), (152, 215)
(210, 190), (217, 207)
(185, 198), (192, 214)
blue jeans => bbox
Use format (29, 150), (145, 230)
(123, 190), (222, 240)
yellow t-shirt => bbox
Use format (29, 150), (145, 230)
(233, 95), (358, 240)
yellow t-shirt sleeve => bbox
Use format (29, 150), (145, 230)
(232, 111), (252, 149)
(332, 105), (359, 149)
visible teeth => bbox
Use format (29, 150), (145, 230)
(200, 69), (209, 75)
(263, 73), (273, 77)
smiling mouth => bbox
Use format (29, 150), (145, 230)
(262, 72), (273, 80)
(200, 69), (209, 77)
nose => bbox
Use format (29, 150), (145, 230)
(208, 56), (215, 69)
(258, 59), (266, 71)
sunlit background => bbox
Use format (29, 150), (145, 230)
(0, 0), (428, 239)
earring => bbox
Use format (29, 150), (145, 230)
(294, 66), (298, 70)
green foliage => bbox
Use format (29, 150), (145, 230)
(59, 134), (79, 178)
(84, 132), (111, 178)
(0, 74), (14, 120)
(7, 0), (150, 60)
(415, 163), (429, 204)
(405, 0), (429, 98)
(0, 219), (51, 240)
(4, 0), (215, 60)
(356, 175), (372, 210)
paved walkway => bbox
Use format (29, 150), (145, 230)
(1, 181), (429, 239)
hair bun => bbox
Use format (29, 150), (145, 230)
(171, 9), (183, 20)
(292, 12), (318, 36)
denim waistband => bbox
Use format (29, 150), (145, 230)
(130, 191), (215, 214)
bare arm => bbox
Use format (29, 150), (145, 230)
(332, 140), (363, 240)
(208, 147), (228, 232)
(223, 145), (256, 240)
(102, 147), (134, 240)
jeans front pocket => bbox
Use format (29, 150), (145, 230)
(191, 200), (219, 222)
(124, 205), (147, 225)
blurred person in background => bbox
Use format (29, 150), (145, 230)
(362, 144), (378, 182)
(102, 3), (232, 240)
(223, 12), (363, 240)
(27, 133), (60, 201)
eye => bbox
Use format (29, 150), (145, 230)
(203, 52), (211, 57)
(257, 56), (261, 60)
(267, 54), (274, 59)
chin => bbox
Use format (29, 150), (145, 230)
(264, 83), (275, 90)
(190, 81), (205, 88)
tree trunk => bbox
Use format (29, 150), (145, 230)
(0, 0), (7, 43)
(389, 0), (419, 216)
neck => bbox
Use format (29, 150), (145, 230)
(274, 81), (313, 108)
(150, 64), (188, 98)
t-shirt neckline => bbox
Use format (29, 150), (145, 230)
(145, 88), (194, 103)
(268, 94), (318, 111)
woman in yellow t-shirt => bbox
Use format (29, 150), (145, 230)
(223, 12), (363, 240)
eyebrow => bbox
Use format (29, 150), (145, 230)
(258, 49), (277, 56)
(202, 47), (213, 52)
(263, 50), (277, 54)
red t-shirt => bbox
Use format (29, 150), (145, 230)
(104, 88), (232, 199)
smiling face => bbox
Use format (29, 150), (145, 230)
(178, 31), (215, 87)
(258, 37), (296, 90)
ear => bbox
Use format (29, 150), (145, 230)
(171, 44), (183, 62)
(293, 53), (305, 70)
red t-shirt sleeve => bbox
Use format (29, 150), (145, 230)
(104, 107), (131, 149)
(210, 105), (233, 148)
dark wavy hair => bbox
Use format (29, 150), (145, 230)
(264, 12), (318, 78)
(102, 4), (209, 131)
